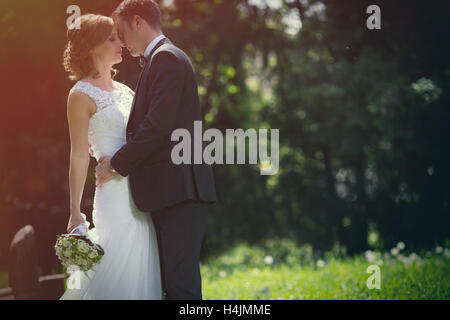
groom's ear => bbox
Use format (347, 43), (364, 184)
(134, 15), (145, 30)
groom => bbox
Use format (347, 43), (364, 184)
(95, 0), (216, 299)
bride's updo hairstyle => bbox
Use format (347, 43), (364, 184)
(63, 14), (116, 81)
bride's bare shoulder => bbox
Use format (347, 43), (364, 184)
(67, 87), (97, 117)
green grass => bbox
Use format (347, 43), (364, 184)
(201, 241), (450, 300)
(0, 271), (7, 289)
(1, 239), (449, 300)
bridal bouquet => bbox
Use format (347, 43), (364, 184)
(54, 213), (104, 273)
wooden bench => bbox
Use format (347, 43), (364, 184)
(0, 225), (66, 300)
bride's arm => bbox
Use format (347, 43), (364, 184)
(66, 91), (94, 233)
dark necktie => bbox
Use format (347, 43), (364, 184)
(139, 38), (170, 67)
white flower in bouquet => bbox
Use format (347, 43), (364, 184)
(63, 249), (73, 258)
(78, 241), (90, 253)
(62, 239), (71, 248)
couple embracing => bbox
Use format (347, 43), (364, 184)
(61, 0), (216, 300)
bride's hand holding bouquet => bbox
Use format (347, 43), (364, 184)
(55, 213), (104, 274)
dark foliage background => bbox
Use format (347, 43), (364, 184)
(0, 0), (449, 275)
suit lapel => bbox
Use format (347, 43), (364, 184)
(128, 38), (172, 125)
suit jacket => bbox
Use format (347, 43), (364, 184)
(111, 38), (217, 212)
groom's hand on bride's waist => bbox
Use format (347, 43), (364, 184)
(96, 156), (118, 188)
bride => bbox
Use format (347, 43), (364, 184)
(60, 14), (162, 299)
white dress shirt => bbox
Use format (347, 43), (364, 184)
(143, 34), (167, 58)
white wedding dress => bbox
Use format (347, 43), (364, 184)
(60, 80), (163, 300)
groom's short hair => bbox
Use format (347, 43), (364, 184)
(113, 0), (162, 29)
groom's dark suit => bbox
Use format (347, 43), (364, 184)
(110, 37), (216, 300)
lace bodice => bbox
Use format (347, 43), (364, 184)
(70, 80), (135, 161)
